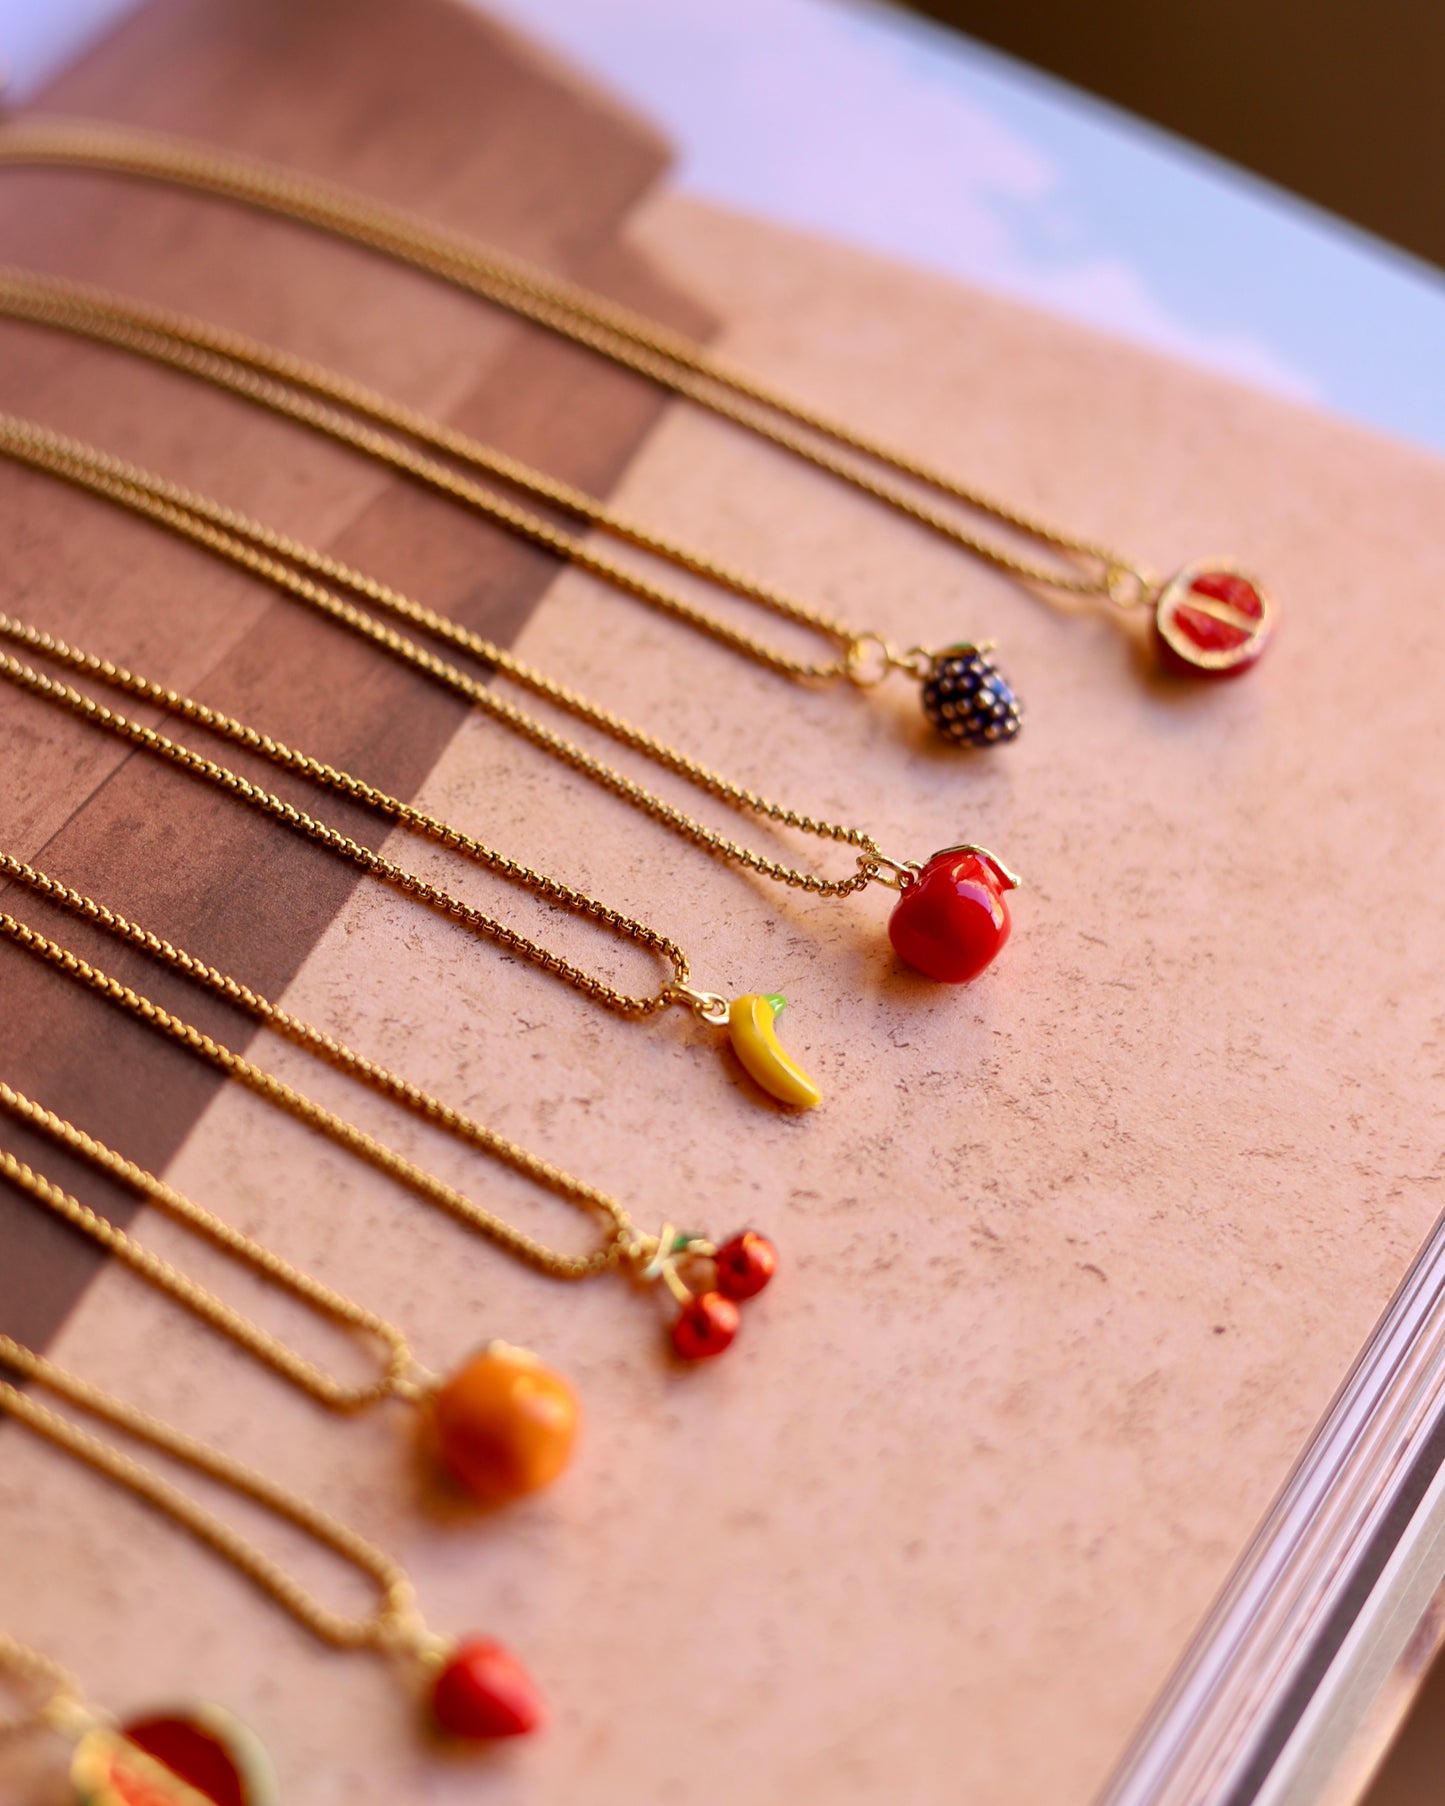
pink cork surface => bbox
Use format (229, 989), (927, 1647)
(3, 5), (1445, 1805)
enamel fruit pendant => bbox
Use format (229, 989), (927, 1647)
(1148, 560), (1275, 677)
(429, 1642), (544, 1740)
(427, 1343), (580, 1504)
(918, 643), (1022, 746)
(71, 1703), (277, 1805)
(887, 845), (1021, 983)
(0, 1340), (551, 1758)
(847, 634), (1023, 748)
(669, 846), (1021, 1110)
(728, 994), (822, 1110)
(632, 1226), (780, 1360)
(680, 860), (1024, 1109)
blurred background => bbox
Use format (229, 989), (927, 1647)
(903, 0), (1445, 273)
(3, 0), (1443, 455)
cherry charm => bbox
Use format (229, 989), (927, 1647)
(713, 1231), (779, 1301)
(636, 1226), (779, 1359)
(887, 845), (1019, 983)
(671, 1292), (740, 1360)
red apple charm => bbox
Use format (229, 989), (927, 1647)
(887, 845), (1019, 983)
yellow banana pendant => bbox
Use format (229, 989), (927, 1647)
(727, 994), (823, 1111)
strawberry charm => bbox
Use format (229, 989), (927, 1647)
(887, 845), (1020, 983)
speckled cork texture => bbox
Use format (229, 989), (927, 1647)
(4, 8), (1445, 1806)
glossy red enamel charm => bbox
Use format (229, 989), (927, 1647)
(431, 1639), (544, 1741)
(671, 1292), (740, 1360)
(1152, 562), (1274, 678)
(713, 1231), (779, 1302)
(887, 845), (1019, 984)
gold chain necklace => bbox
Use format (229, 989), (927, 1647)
(0, 1627), (273, 1805)
(0, 114), (1277, 680)
(0, 1330), (553, 1746)
(0, 1079), (584, 1505)
(0, 412), (1022, 993)
(0, 607), (833, 1106)
(0, 265), (1021, 748)
(0, 852), (778, 1360)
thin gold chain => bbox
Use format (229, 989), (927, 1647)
(0, 116), (1145, 600)
(0, 268), (883, 681)
(0, 414), (888, 898)
(0, 1334), (433, 1658)
(0, 1632), (81, 1741)
(0, 629), (694, 1020)
(0, 1634), (229, 1803)
(0, 906), (639, 1279)
(0, 850), (655, 1275)
(0, 611), (698, 1013)
(0, 1081), (420, 1410)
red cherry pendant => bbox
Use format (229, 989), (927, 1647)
(431, 1639), (544, 1740)
(887, 846), (1017, 983)
(1153, 563), (1274, 677)
(671, 1292), (740, 1360)
(713, 1231), (779, 1301)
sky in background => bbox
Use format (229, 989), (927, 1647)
(480, 0), (1444, 455)
(2, 0), (1441, 454)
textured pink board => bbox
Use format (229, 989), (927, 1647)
(3, 10), (1445, 1806)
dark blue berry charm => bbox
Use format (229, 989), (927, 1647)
(920, 644), (1022, 747)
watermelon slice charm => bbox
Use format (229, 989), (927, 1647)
(1152, 561), (1275, 678)
(71, 1706), (277, 1806)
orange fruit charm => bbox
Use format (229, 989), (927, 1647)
(430, 1343), (579, 1504)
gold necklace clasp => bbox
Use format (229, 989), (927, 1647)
(844, 634), (936, 687)
(861, 850), (923, 891)
(662, 982), (730, 1026)
(1102, 562), (1157, 611)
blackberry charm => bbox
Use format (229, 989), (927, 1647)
(920, 643), (1023, 747)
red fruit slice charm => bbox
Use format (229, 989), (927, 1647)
(887, 845), (1019, 984)
(1153, 561), (1275, 677)
(431, 1639), (544, 1741)
(71, 1705), (277, 1806)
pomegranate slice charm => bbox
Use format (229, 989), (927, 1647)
(887, 845), (1020, 983)
(1152, 562), (1275, 678)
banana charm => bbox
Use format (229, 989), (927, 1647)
(727, 994), (822, 1111)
